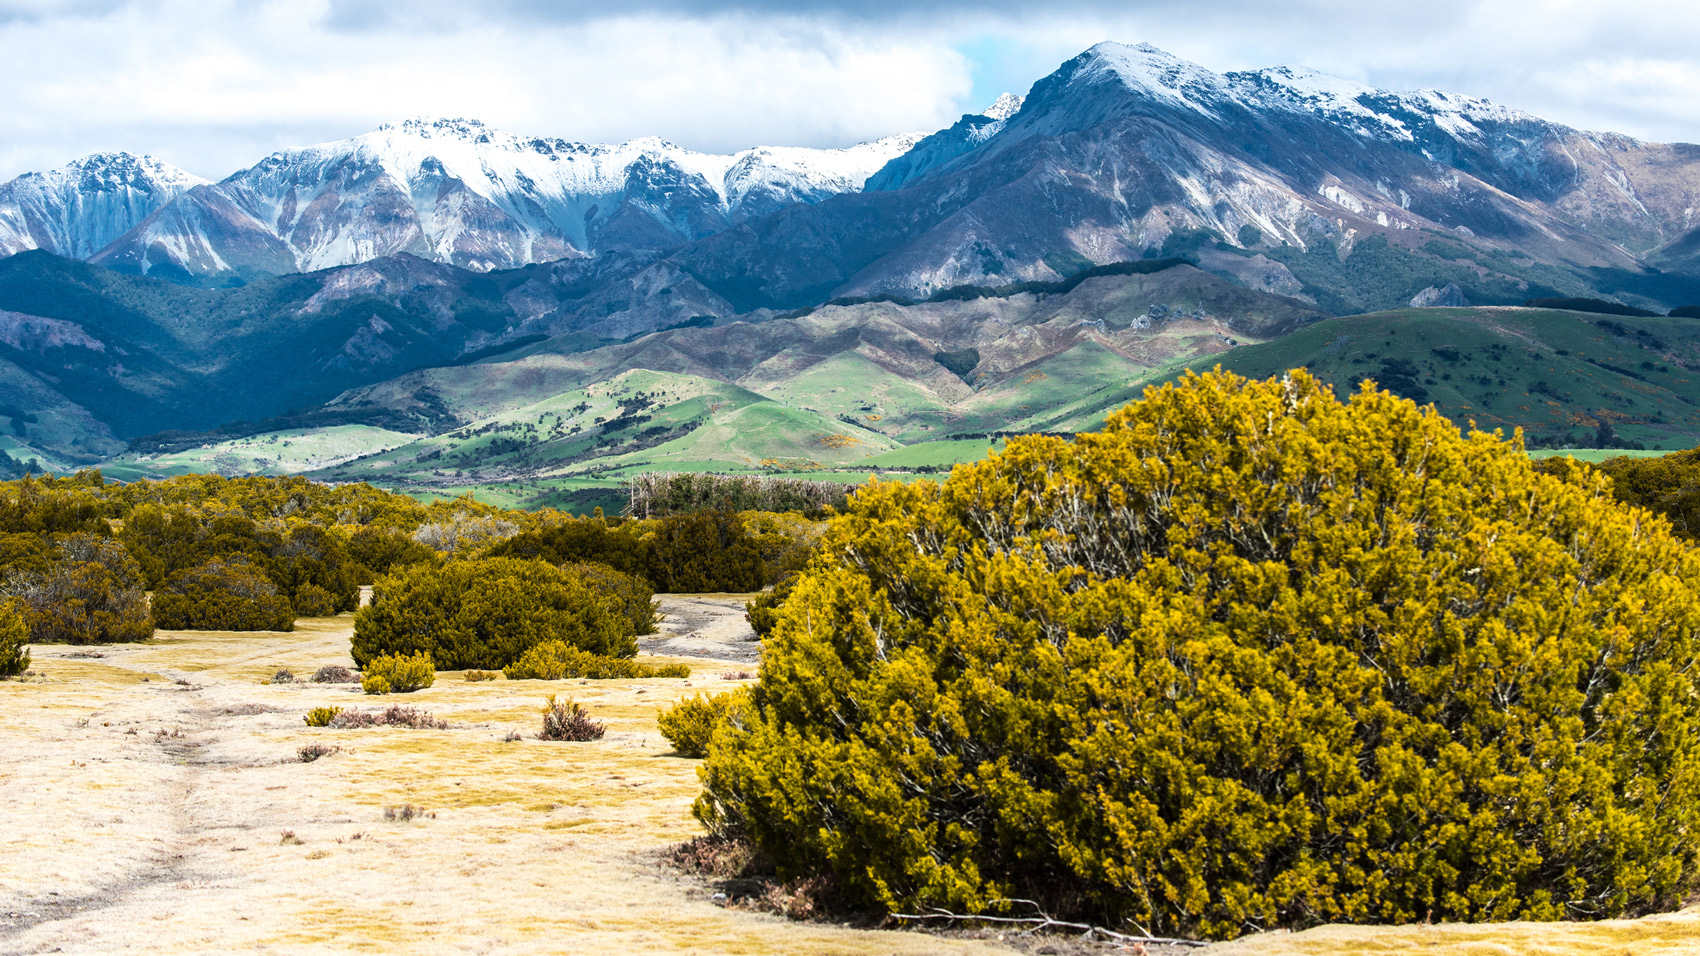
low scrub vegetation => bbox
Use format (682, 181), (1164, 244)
(325, 705), (447, 730)
(538, 695), (604, 741)
(297, 743), (340, 763)
(696, 369), (1700, 941)
(624, 472), (851, 519)
(352, 558), (633, 670)
(503, 640), (690, 680)
(312, 664), (357, 683)
(360, 651), (435, 694)
(151, 556), (296, 631)
(0, 598), (28, 677)
(1, 534), (151, 643)
(659, 691), (742, 758)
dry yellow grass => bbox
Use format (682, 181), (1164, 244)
(5, 610), (1700, 955)
(0, 615), (1008, 955)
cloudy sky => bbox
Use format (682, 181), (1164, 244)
(1, 0), (1697, 181)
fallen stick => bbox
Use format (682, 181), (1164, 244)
(890, 907), (1209, 948)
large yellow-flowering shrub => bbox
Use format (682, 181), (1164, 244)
(696, 369), (1700, 940)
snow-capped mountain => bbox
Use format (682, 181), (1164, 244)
(89, 119), (925, 277)
(0, 153), (205, 259)
(676, 41), (1700, 312)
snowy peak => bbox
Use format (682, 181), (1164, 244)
(51, 152), (207, 193)
(983, 93), (1024, 122)
(1073, 41), (1234, 115)
(91, 118), (929, 277)
(0, 152), (206, 259)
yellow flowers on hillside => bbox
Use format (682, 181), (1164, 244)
(696, 368), (1700, 940)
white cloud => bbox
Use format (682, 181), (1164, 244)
(0, 0), (973, 179)
(0, 0), (1696, 182)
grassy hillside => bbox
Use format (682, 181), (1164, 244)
(102, 425), (420, 480)
(1049, 306), (1700, 449)
(312, 369), (897, 510)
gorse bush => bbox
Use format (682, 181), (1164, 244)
(489, 516), (651, 580)
(502, 640), (690, 680)
(744, 572), (797, 639)
(0, 598), (28, 677)
(697, 369), (1700, 940)
(486, 510), (808, 594)
(659, 691), (742, 758)
(361, 652), (434, 694)
(352, 557), (633, 671)
(304, 706), (343, 727)
(1576, 447), (1700, 541)
(150, 556), (296, 631)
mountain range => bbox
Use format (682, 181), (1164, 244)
(0, 40), (1697, 493)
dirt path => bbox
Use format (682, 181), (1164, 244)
(642, 594), (762, 665)
(0, 617), (1008, 956)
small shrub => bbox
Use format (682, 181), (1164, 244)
(151, 556), (295, 632)
(720, 670), (754, 681)
(292, 583), (338, 617)
(503, 729), (524, 742)
(463, 669), (499, 681)
(667, 833), (763, 880)
(271, 668), (297, 684)
(280, 830), (303, 845)
(304, 706), (343, 727)
(328, 705), (447, 730)
(312, 664), (357, 683)
(538, 695), (604, 741)
(361, 652), (434, 694)
(504, 640), (690, 680)
(383, 804), (433, 822)
(297, 743), (340, 763)
(659, 691), (743, 758)
(0, 598), (27, 678)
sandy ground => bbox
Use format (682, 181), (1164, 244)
(0, 609), (1008, 956)
(5, 603), (1700, 955)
